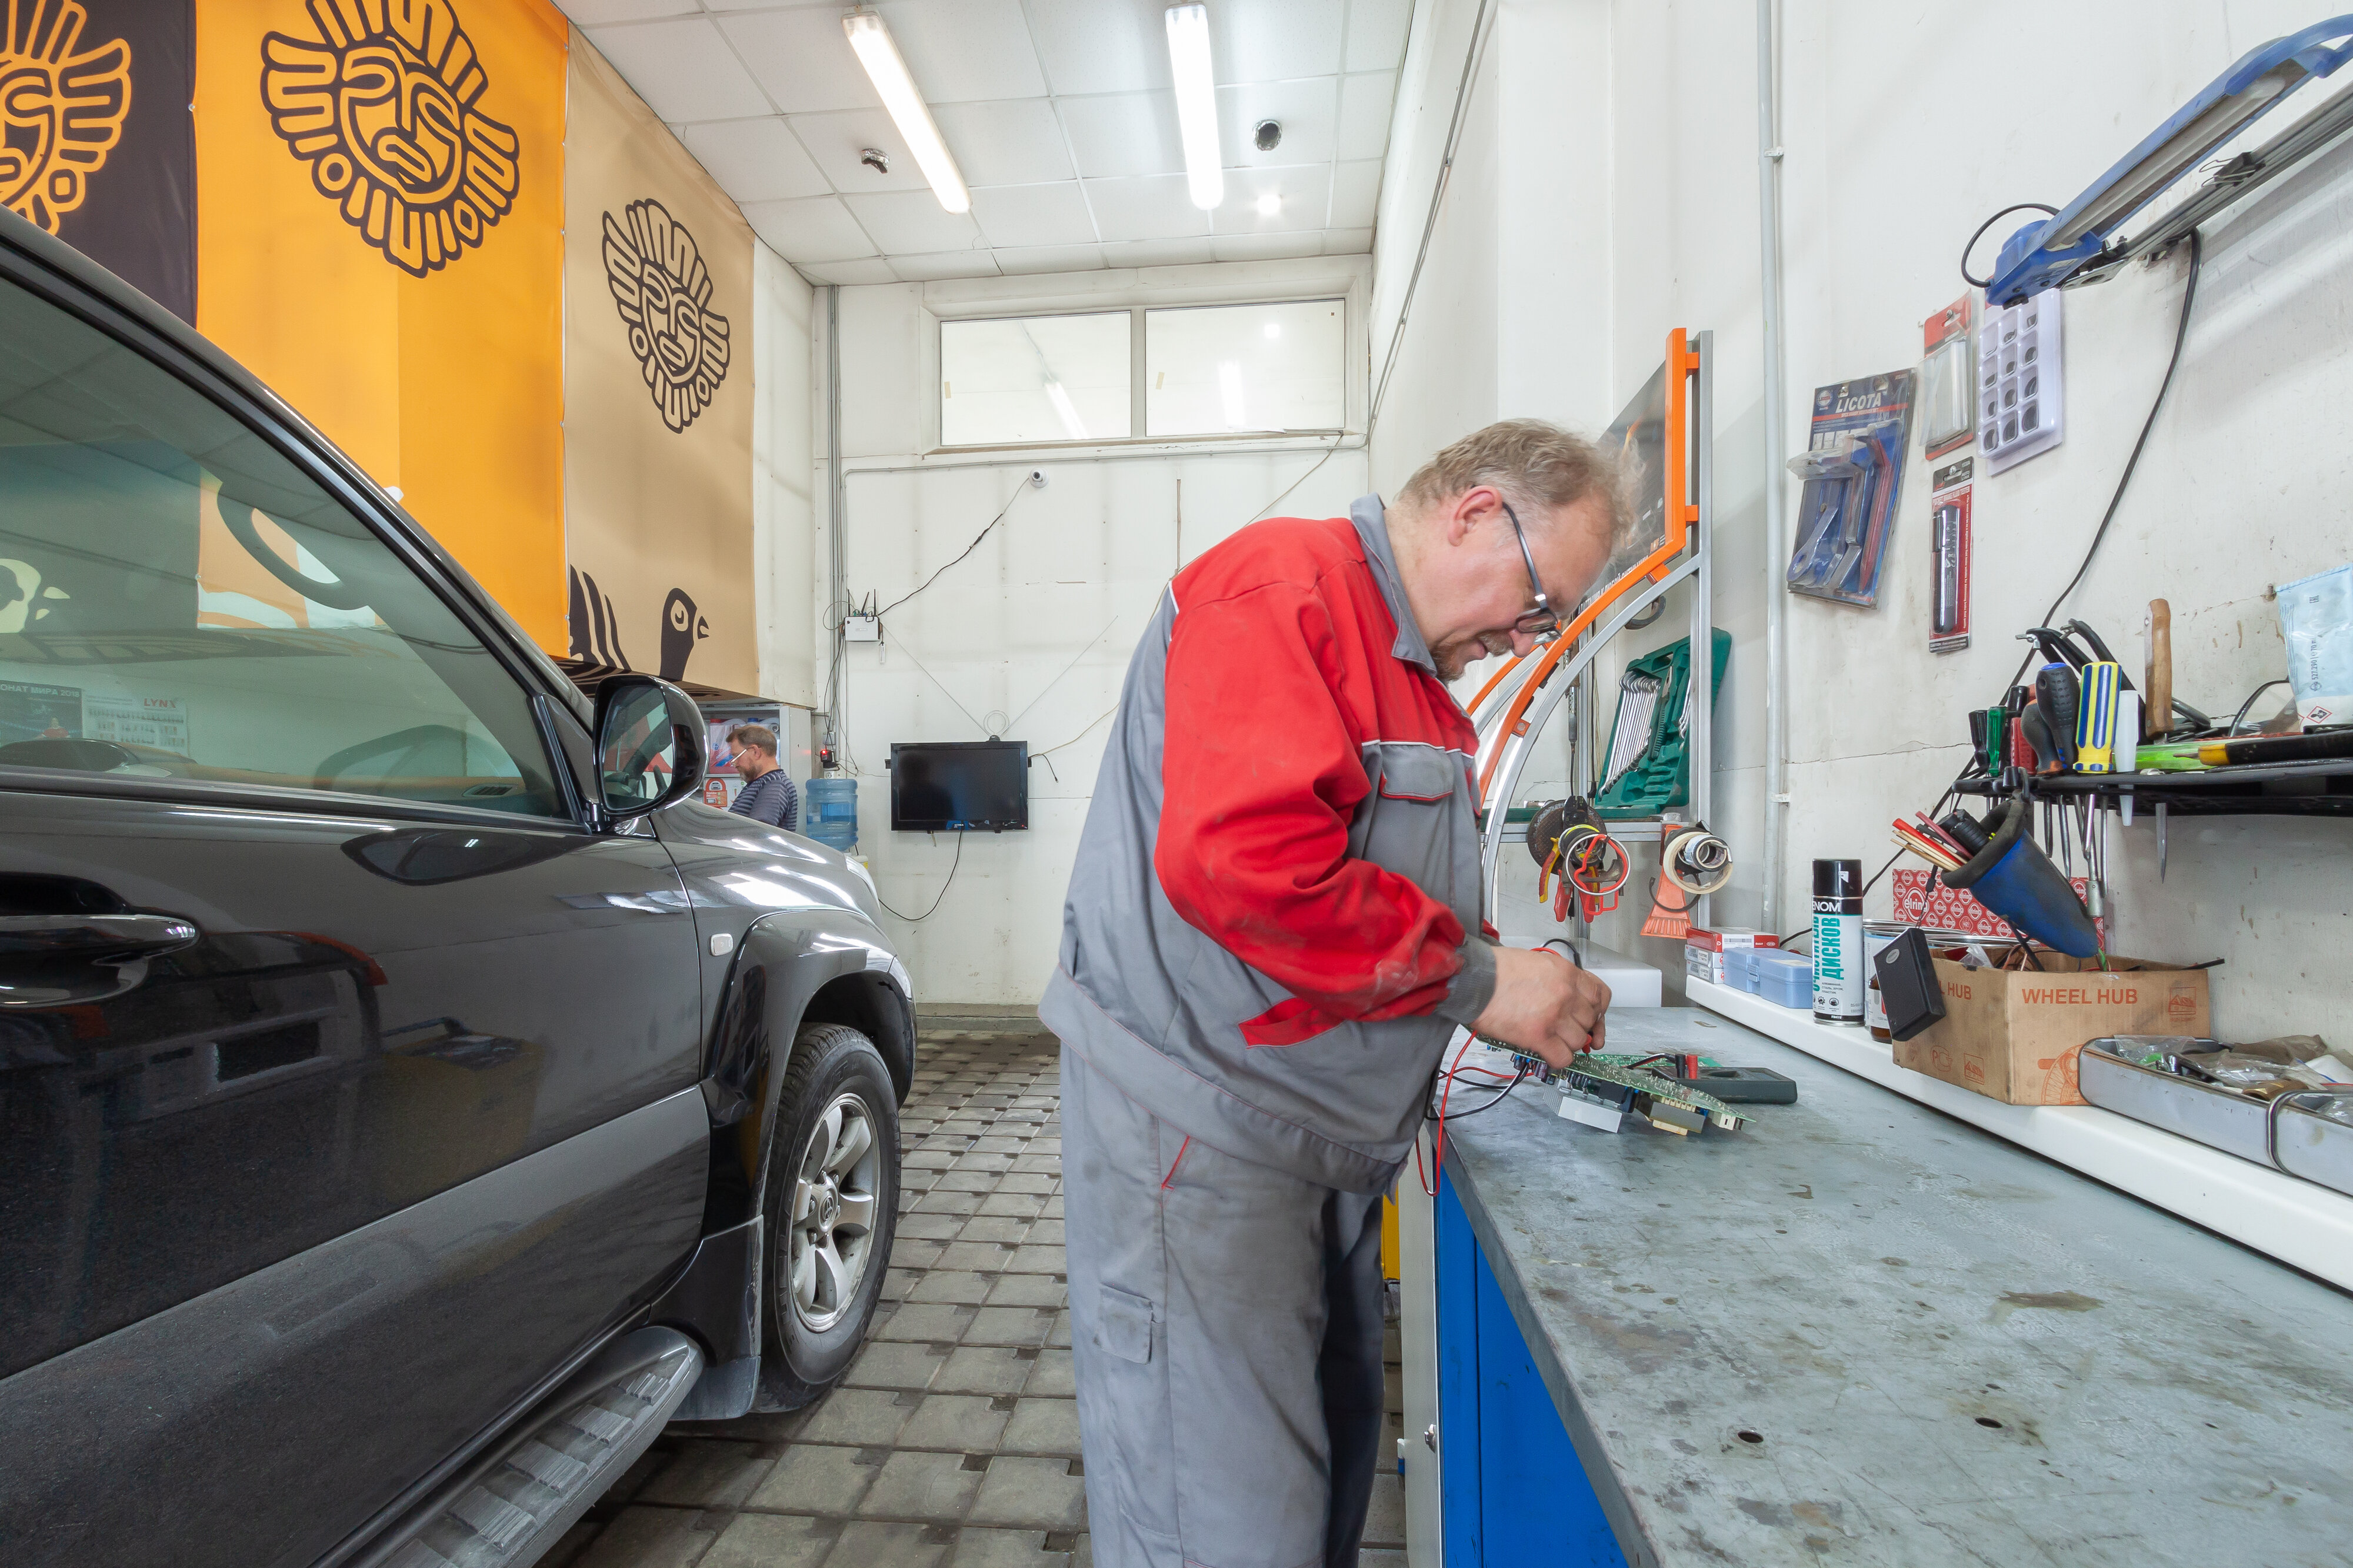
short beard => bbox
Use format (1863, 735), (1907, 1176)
(1434, 631), (1515, 682)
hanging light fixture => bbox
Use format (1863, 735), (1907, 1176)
(843, 9), (971, 213)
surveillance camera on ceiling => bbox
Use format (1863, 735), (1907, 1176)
(859, 147), (889, 174)
(1254, 120), (1282, 152)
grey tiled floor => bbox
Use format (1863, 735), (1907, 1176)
(547, 1029), (1408, 1568)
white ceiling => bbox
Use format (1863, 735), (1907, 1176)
(559, 0), (1411, 283)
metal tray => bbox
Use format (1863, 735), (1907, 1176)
(2078, 1037), (2274, 1166)
(2273, 1093), (2353, 1199)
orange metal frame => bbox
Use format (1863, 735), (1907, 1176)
(1474, 329), (1703, 803)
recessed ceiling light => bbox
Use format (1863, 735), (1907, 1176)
(843, 10), (969, 213)
(1255, 192), (1281, 216)
(1165, 5), (1222, 211)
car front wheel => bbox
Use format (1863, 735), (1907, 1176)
(760, 1022), (900, 1408)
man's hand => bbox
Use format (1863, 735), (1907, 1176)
(1471, 946), (1610, 1068)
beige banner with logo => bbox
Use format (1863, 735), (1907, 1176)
(562, 34), (756, 698)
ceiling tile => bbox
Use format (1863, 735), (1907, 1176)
(1344, 0), (1415, 73)
(1058, 92), (1181, 179)
(1335, 72), (1395, 162)
(891, 251), (1006, 282)
(675, 118), (831, 202)
(1024, 0), (1165, 95)
(932, 99), (1075, 186)
(789, 109), (932, 193)
(1102, 237), (1218, 268)
(798, 258), (902, 285)
(843, 190), (986, 254)
(1211, 0), (1344, 84)
(556, 0), (696, 24)
(1212, 232), (1327, 262)
(1217, 79), (1337, 168)
(1210, 165), (1332, 235)
(1330, 159), (1382, 228)
(1324, 226), (1374, 254)
(971, 182), (1099, 248)
(717, 8), (878, 116)
(1082, 175), (1213, 242)
(581, 20), (771, 122)
(873, 0), (1048, 104)
(994, 243), (1111, 275)
(742, 195), (878, 264)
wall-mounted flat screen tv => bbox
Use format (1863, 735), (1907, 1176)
(888, 740), (1029, 832)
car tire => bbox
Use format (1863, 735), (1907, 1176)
(759, 1022), (901, 1409)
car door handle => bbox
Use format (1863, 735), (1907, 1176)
(0, 914), (202, 1009)
(0, 914), (202, 959)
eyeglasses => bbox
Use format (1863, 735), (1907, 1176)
(1501, 501), (1560, 638)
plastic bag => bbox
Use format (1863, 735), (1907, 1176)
(2277, 562), (2353, 726)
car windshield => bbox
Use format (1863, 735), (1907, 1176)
(0, 273), (565, 817)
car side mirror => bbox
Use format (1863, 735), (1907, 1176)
(589, 674), (705, 825)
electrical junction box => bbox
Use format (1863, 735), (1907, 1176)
(844, 614), (882, 643)
(1978, 288), (2064, 472)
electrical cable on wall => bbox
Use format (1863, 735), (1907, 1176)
(876, 829), (964, 922)
(1991, 228), (2205, 708)
(873, 483), (1030, 620)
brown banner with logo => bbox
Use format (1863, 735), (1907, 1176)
(192, 0), (569, 652)
(562, 34), (756, 698)
(1, 1), (196, 320)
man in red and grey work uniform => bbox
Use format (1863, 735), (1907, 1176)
(1041, 420), (1627, 1566)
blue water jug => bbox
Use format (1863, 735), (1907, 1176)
(804, 776), (858, 851)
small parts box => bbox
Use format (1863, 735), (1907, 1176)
(1752, 950), (1814, 1011)
(1685, 928), (1779, 987)
(1894, 953), (2211, 1106)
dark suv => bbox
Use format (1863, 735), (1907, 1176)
(0, 211), (909, 1567)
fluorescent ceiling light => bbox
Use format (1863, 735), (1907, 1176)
(1044, 380), (1088, 441)
(1218, 360), (1247, 431)
(843, 9), (970, 214)
(1255, 192), (1280, 216)
(1165, 4), (1222, 211)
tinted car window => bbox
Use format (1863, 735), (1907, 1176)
(0, 276), (563, 816)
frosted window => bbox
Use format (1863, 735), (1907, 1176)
(1145, 300), (1344, 436)
(940, 312), (1130, 446)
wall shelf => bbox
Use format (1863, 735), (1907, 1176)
(1953, 756), (2353, 817)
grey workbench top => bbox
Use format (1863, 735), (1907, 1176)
(1442, 1005), (2353, 1567)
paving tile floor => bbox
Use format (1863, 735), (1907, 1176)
(548, 1029), (1408, 1568)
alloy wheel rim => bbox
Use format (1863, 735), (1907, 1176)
(786, 1090), (882, 1333)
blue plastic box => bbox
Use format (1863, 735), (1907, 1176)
(1725, 947), (1763, 992)
(1754, 950), (1814, 1010)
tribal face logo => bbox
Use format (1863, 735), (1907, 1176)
(0, 1), (132, 233)
(262, 0), (519, 277)
(603, 199), (731, 433)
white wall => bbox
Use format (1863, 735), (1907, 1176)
(1375, 0), (2353, 1035)
(824, 259), (1374, 1005)
(754, 242), (818, 708)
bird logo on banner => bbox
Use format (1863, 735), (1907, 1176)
(602, 198), (732, 433)
(0, 1), (132, 233)
(260, 0), (520, 277)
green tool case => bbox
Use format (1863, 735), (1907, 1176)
(1594, 629), (1731, 820)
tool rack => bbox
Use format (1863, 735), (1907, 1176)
(1469, 329), (1717, 919)
(1956, 756), (2353, 818)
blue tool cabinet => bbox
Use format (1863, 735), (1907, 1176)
(1434, 1172), (1626, 1566)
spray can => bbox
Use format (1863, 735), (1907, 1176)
(1812, 858), (1864, 1024)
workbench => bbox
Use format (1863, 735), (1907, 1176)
(1429, 1006), (2353, 1566)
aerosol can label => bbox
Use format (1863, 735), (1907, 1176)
(1812, 907), (1863, 1022)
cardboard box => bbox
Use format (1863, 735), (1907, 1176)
(1684, 928), (1778, 986)
(1894, 953), (2210, 1105)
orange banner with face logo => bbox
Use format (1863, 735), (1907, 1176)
(193, 0), (568, 653)
(561, 33), (756, 698)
